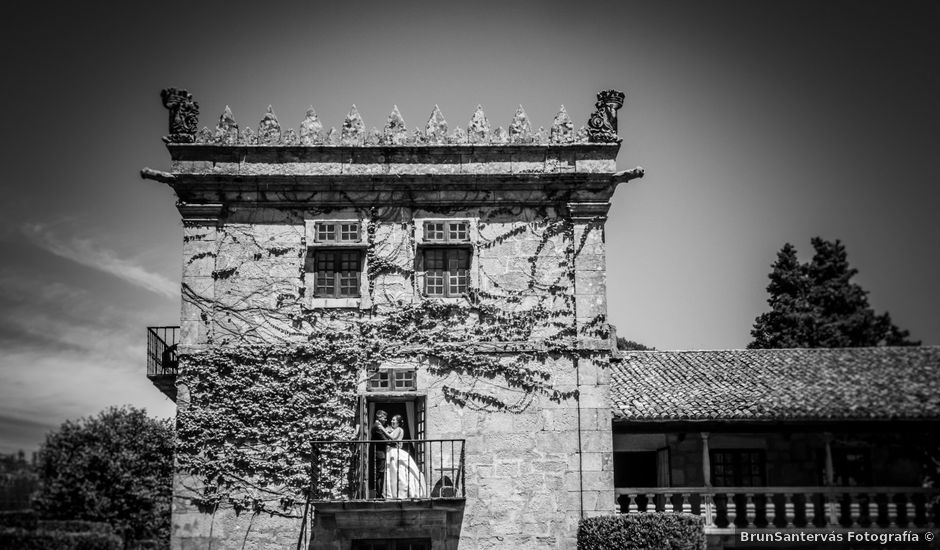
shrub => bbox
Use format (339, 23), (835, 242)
(0, 510), (37, 529)
(0, 527), (122, 550)
(38, 519), (114, 534)
(578, 513), (706, 550)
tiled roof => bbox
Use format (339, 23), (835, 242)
(611, 347), (940, 422)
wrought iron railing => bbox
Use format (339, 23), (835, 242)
(309, 439), (465, 501)
(147, 326), (179, 377)
(616, 487), (940, 532)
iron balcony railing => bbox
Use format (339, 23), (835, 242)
(147, 326), (179, 377)
(310, 439), (465, 502)
(616, 486), (940, 533)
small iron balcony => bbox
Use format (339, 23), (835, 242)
(146, 326), (179, 401)
(309, 439), (466, 503)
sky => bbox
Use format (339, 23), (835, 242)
(1, 0), (938, 454)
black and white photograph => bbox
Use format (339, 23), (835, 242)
(1, 2), (938, 549)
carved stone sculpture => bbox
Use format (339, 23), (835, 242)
(299, 107), (323, 145)
(258, 106), (281, 145)
(160, 88), (199, 143)
(550, 106), (573, 144)
(492, 126), (509, 145)
(215, 106), (239, 145)
(587, 89), (625, 143)
(425, 105), (448, 145)
(384, 106), (407, 145)
(509, 105), (531, 144)
(341, 105), (365, 145)
(468, 105), (490, 144)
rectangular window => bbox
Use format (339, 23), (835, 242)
(423, 248), (469, 297)
(368, 368), (416, 392)
(711, 449), (766, 487)
(313, 250), (361, 298)
(315, 221), (361, 243)
(423, 220), (469, 243)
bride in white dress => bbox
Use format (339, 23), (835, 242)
(382, 415), (428, 499)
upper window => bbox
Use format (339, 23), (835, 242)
(311, 249), (361, 298)
(423, 248), (469, 297)
(711, 449), (765, 487)
(368, 368), (417, 392)
(315, 221), (361, 243)
(423, 221), (469, 243)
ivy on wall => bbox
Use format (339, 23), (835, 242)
(176, 210), (613, 514)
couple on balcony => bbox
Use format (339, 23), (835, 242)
(372, 410), (428, 499)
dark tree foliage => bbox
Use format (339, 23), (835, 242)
(749, 238), (919, 349)
(616, 337), (655, 351)
(33, 406), (173, 546)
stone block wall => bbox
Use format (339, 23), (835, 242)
(172, 202), (616, 549)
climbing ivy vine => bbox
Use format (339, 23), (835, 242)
(176, 210), (613, 515)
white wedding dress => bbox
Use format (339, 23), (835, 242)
(383, 427), (428, 499)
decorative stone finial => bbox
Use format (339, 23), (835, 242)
(425, 105), (448, 144)
(341, 105), (365, 145)
(160, 88), (199, 143)
(258, 105), (281, 145)
(550, 105), (573, 144)
(366, 126), (381, 146)
(587, 89), (625, 143)
(534, 126), (546, 145)
(509, 105), (531, 143)
(240, 126), (257, 145)
(196, 127), (212, 144)
(449, 126), (467, 144)
(384, 105), (407, 145)
(410, 127), (425, 145)
(492, 126), (509, 144)
(326, 126), (339, 145)
(299, 107), (323, 145)
(282, 128), (297, 146)
(575, 125), (589, 143)
(215, 106), (239, 145)
(468, 105), (490, 144)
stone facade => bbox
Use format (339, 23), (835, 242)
(144, 91), (641, 550)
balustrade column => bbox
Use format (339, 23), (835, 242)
(701, 432), (711, 487)
(745, 492), (756, 528)
(784, 492), (795, 528)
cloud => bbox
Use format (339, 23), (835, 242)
(22, 223), (178, 298)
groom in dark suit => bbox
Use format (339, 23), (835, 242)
(371, 410), (391, 498)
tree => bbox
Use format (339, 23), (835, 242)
(616, 337), (655, 351)
(33, 406), (173, 545)
(749, 237), (919, 348)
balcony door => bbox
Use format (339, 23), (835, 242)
(361, 396), (426, 498)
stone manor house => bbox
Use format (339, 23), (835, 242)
(143, 88), (939, 550)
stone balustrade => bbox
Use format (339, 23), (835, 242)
(615, 487), (940, 533)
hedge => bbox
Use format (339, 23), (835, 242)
(0, 527), (122, 550)
(37, 519), (115, 534)
(578, 513), (706, 550)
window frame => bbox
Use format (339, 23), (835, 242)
(311, 248), (363, 298)
(314, 221), (362, 244)
(710, 449), (766, 487)
(421, 246), (471, 297)
(422, 220), (470, 244)
(367, 368), (417, 392)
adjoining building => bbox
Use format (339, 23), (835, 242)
(143, 88), (938, 550)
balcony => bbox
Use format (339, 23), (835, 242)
(146, 326), (179, 401)
(616, 487), (940, 534)
(309, 439), (465, 505)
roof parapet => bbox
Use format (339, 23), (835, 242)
(159, 89), (627, 147)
